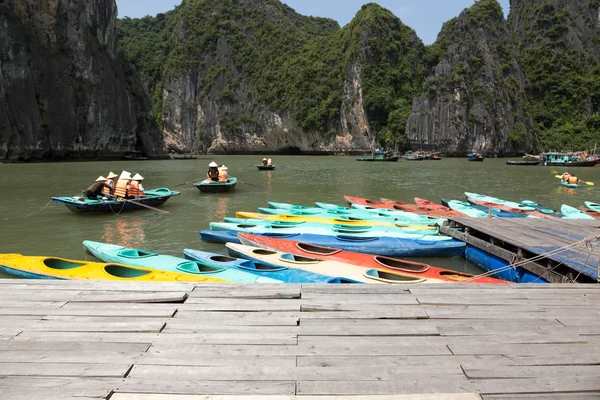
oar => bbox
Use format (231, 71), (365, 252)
(106, 195), (170, 214)
(238, 180), (268, 190)
(173, 179), (200, 188)
(554, 175), (594, 186)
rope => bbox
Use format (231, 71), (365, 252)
(108, 199), (127, 216)
(24, 201), (53, 218)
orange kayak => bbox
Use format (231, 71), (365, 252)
(413, 197), (468, 216)
(344, 195), (462, 218)
(239, 233), (507, 284)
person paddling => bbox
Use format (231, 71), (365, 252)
(267, 158), (273, 166)
(262, 158), (268, 166)
(85, 176), (114, 200)
(102, 172), (118, 197)
(207, 162), (219, 182)
(562, 172), (571, 183)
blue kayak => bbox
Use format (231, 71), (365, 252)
(465, 245), (547, 283)
(82, 240), (278, 283)
(200, 231), (466, 257)
(183, 249), (358, 284)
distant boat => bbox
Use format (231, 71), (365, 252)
(505, 160), (540, 166)
(171, 155), (198, 160)
(356, 148), (399, 162)
(403, 152), (424, 161)
(467, 153), (485, 162)
(543, 151), (597, 167)
(122, 151), (148, 161)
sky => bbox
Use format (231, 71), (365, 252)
(116, 0), (510, 45)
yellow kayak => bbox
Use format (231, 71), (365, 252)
(0, 254), (227, 282)
(235, 211), (437, 231)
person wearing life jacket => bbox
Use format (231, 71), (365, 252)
(114, 171), (132, 199)
(267, 158), (272, 166)
(85, 176), (114, 200)
(262, 158), (268, 166)
(562, 172), (571, 183)
(207, 162), (219, 181)
(568, 175), (579, 185)
(218, 165), (228, 182)
(102, 171), (118, 196)
(128, 173), (145, 198)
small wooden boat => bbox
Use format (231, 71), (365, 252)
(200, 231), (466, 257)
(257, 165), (276, 170)
(194, 177), (237, 193)
(238, 233), (507, 284)
(182, 249), (354, 283)
(0, 254), (225, 282)
(467, 153), (485, 161)
(560, 205), (595, 220)
(172, 155), (198, 160)
(356, 149), (399, 162)
(561, 181), (579, 189)
(122, 151), (149, 161)
(82, 241), (278, 283)
(226, 243), (429, 284)
(344, 196), (461, 218)
(506, 160), (540, 166)
(51, 188), (179, 214)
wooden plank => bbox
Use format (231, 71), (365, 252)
(295, 322), (439, 336)
(181, 299), (301, 312)
(0, 362), (132, 377)
(300, 302), (418, 312)
(115, 379), (295, 395)
(0, 351), (145, 364)
(301, 284), (412, 294)
(296, 355), (514, 368)
(0, 341), (150, 352)
(54, 302), (177, 317)
(28, 319), (165, 333)
(111, 395), (483, 400)
(0, 388), (111, 400)
(154, 332), (297, 345)
(299, 292), (419, 303)
(137, 354), (297, 367)
(435, 319), (564, 336)
(169, 313), (299, 326)
(11, 331), (159, 343)
(145, 344), (299, 356)
(483, 394), (600, 399)
(191, 284), (301, 298)
(72, 291), (187, 303)
(448, 342), (596, 356)
(463, 365), (600, 379)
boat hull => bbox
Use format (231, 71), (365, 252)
(257, 165), (276, 170)
(356, 157), (399, 162)
(194, 177), (238, 193)
(506, 160), (540, 166)
(544, 160), (597, 167)
(465, 246), (547, 283)
(560, 181), (579, 189)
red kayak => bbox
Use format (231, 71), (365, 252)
(238, 233), (507, 284)
(344, 196), (462, 218)
(467, 198), (556, 219)
(413, 198), (467, 216)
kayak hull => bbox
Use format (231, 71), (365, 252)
(465, 246), (547, 283)
(345, 196), (461, 218)
(560, 181), (579, 189)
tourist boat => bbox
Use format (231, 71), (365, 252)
(465, 246), (547, 283)
(172, 155), (198, 160)
(543, 151), (598, 167)
(403, 152), (424, 161)
(257, 165), (276, 170)
(505, 160), (541, 166)
(0, 254), (225, 282)
(225, 243), (429, 284)
(467, 153), (485, 161)
(200, 231), (466, 257)
(238, 233), (506, 284)
(193, 177), (237, 193)
(560, 205), (595, 220)
(82, 241), (278, 283)
(356, 148), (399, 162)
(228, 212), (438, 229)
(51, 188), (179, 214)
(560, 181), (579, 189)
(344, 196), (462, 218)
(207, 221), (448, 239)
(182, 249), (354, 283)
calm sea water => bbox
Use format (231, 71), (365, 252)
(1, 156), (598, 278)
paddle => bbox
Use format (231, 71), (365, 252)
(106, 195), (170, 214)
(553, 175), (594, 186)
(238, 180), (268, 190)
(173, 179), (200, 188)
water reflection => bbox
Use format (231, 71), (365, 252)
(215, 196), (230, 222)
(101, 215), (145, 249)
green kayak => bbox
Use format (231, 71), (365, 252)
(560, 205), (595, 220)
(561, 181), (578, 189)
(82, 240), (279, 283)
(585, 201), (600, 213)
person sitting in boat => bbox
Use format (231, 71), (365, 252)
(114, 171), (132, 199)
(85, 176), (114, 200)
(568, 175), (579, 185)
(262, 158), (268, 166)
(218, 165), (229, 182)
(127, 174), (145, 198)
(102, 172), (118, 197)
(267, 158), (273, 166)
(207, 162), (219, 181)
(562, 172), (571, 182)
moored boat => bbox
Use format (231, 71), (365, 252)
(51, 188), (179, 214)
(344, 196), (461, 218)
(194, 177), (237, 193)
(467, 153), (485, 161)
(465, 246), (547, 283)
(467, 198), (554, 219)
(226, 243), (429, 284)
(82, 241), (278, 283)
(356, 148), (399, 162)
(0, 254), (225, 282)
(505, 160), (541, 166)
(584, 201), (600, 213)
(543, 151), (597, 167)
(560, 205), (595, 220)
(172, 155), (198, 160)
(464, 192), (535, 211)
(238, 233), (506, 284)
(519, 200), (563, 218)
(182, 249), (353, 283)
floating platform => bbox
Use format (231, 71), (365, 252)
(1, 280), (600, 399)
(440, 218), (600, 283)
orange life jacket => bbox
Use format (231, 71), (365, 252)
(267, 158), (272, 166)
(218, 168), (228, 182)
(128, 181), (140, 197)
(568, 176), (578, 184)
(114, 179), (128, 198)
(102, 179), (114, 196)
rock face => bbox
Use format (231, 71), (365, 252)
(0, 0), (165, 161)
(406, 0), (533, 156)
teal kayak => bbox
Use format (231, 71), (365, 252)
(561, 181), (578, 189)
(82, 241), (279, 283)
(560, 205), (595, 220)
(443, 200), (489, 218)
(208, 222), (451, 241)
(221, 218), (440, 235)
(585, 201), (600, 213)
(464, 192), (535, 211)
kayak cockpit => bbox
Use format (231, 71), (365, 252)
(374, 256), (430, 273)
(43, 258), (85, 270)
(117, 249), (158, 259)
(176, 261), (226, 274)
(296, 242), (342, 256)
(104, 265), (151, 278)
(363, 268), (426, 284)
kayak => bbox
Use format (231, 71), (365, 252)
(579, 207), (600, 219)
(344, 196), (461, 218)
(193, 177), (237, 193)
(519, 200), (564, 218)
(561, 181), (578, 189)
(347, 205), (448, 224)
(222, 218), (439, 235)
(182, 249), (354, 283)
(380, 198), (464, 217)
(51, 188), (180, 214)
(584, 201), (600, 213)
(464, 192), (535, 211)
(257, 165), (276, 170)
(201, 231), (466, 257)
(82, 241), (278, 283)
(233, 212), (438, 228)
(238, 233), (507, 284)
(225, 243), (429, 284)
(441, 200), (489, 218)
(467, 198), (554, 219)
(412, 198), (466, 216)
(208, 222), (451, 240)
(0, 254), (225, 282)
(465, 246), (548, 283)
(560, 205), (596, 220)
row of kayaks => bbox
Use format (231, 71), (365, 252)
(0, 236), (505, 284)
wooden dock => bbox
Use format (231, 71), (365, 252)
(1, 280), (600, 399)
(440, 218), (600, 283)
